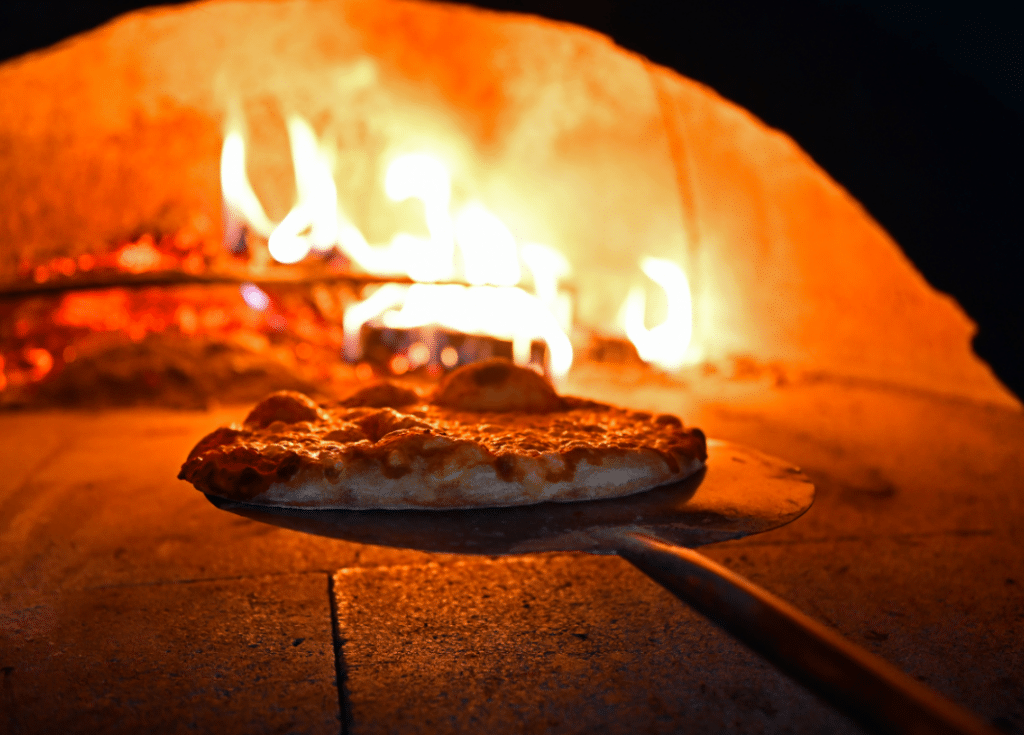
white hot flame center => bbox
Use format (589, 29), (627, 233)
(220, 112), (695, 378)
(623, 257), (693, 371)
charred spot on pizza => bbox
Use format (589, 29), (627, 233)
(543, 446), (605, 483)
(432, 358), (566, 413)
(238, 466), (263, 489)
(244, 391), (322, 428)
(276, 452), (302, 481)
(341, 382), (421, 409)
(494, 453), (517, 481)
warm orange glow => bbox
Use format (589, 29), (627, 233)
(408, 341), (430, 367)
(222, 114), (581, 376)
(623, 257), (693, 371)
(343, 283), (573, 378)
(355, 362), (374, 381)
(176, 304), (199, 335)
(389, 354), (410, 375)
(453, 202), (520, 287)
(221, 127), (274, 240)
(266, 116), (341, 264)
(24, 348), (53, 381)
(440, 346), (459, 368)
(116, 237), (166, 274)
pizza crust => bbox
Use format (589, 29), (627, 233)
(179, 359), (707, 510)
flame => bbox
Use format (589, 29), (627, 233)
(520, 242), (572, 332)
(221, 128), (274, 240)
(384, 153), (454, 281)
(330, 152), (458, 281)
(343, 283), (573, 378)
(221, 113), (702, 378)
(222, 111), (580, 375)
(267, 116), (341, 264)
(454, 202), (520, 286)
(623, 257), (693, 371)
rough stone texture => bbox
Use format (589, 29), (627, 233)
(0, 405), (445, 734)
(333, 531), (1024, 734)
(330, 378), (1024, 734)
(1, 375), (1023, 733)
(700, 532), (1024, 732)
(333, 555), (859, 735)
(0, 573), (339, 735)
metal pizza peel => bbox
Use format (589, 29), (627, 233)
(204, 439), (996, 735)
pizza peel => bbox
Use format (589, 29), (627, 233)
(205, 439), (996, 735)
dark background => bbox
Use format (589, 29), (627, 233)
(2, 1), (1021, 399)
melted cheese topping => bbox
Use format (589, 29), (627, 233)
(179, 362), (707, 510)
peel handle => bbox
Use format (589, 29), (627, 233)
(616, 531), (999, 735)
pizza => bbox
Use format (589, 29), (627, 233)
(178, 359), (707, 510)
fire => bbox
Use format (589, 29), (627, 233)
(343, 283), (573, 377)
(453, 202), (521, 287)
(623, 257), (693, 371)
(220, 112), (696, 377)
(267, 116), (341, 264)
(220, 128), (274, 242)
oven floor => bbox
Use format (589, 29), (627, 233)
(1, 379), (1022, 734)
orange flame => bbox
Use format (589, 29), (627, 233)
(220, 112), (696, 377)
(267, 116), (341, 264)
(622, 257), (693, 371)
(221, 128), (274, 239)
(221, 112), (578, 375)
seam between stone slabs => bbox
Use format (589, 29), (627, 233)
(326, 553), (591, 735)
(328, 571), (352, 735)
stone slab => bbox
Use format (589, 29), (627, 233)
(700, 532), (1024, 732)
(2, 378), (1023, 733)
(332, 528), (1023, 733)
(332, 554), (858, 735)
(0, 572), (340, 735)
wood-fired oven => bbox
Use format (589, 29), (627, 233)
(1, 2), (1021, 733)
